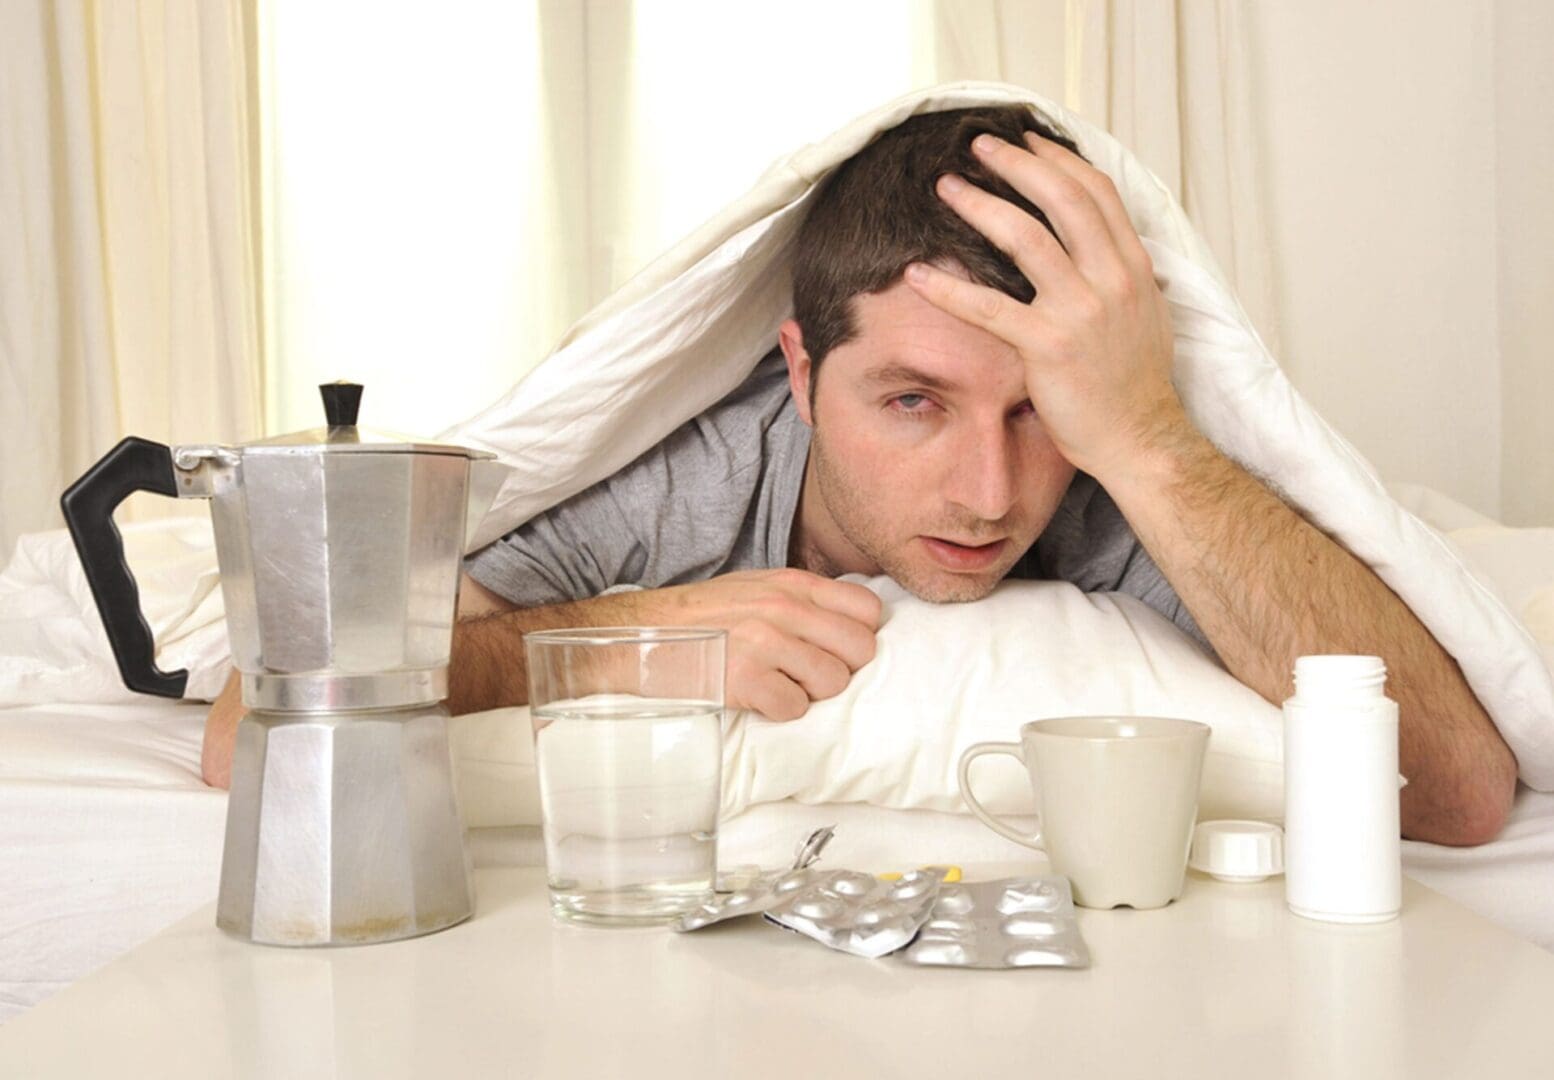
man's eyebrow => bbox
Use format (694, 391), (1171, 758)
(861, 363), (960, 393)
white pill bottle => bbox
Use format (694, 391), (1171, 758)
(1283, 655), (1402, 923)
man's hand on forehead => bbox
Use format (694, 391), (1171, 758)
(902, 130), (1188, 487)
(898, 130), (1518, 845)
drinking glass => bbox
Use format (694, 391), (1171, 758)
(524, 627), (726, 925)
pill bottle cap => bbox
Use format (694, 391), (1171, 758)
(1189, 820), (1284, 883)
(1293, 655), (1387, 703)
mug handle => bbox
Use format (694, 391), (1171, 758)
(958, 741), (1044, 850)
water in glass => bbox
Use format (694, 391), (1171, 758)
(534, 694), (721, 924)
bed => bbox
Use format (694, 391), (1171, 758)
(10, 82), (1554, 1031)
(4, 482), (1554, 1024)
(4, 691), (1554, 1027)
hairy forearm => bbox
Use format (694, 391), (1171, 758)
(1101, 423), (1517, 845)
(448, 592), (644, 715)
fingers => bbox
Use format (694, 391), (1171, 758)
(720, 571), (883, 721)
(683, 569), (883, 721)
(728, 619), (853, 721)
(740, 670), (811, 723)
(914, 131), (1162, 340)
(740, 619), (854, 701)
(781, 587), (879, 673)
(902, 262), (1042, 347)
(1020, 131), (1154, 280)
(961, 132), (1127, 285)
(807, 576), (885, 631)
(931, 172), (1078, 304)
(753, 569), (879, 670)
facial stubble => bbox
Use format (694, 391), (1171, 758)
(808, 424), (1010, 604)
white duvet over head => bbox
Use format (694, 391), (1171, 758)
(441, 80), (1554, 790)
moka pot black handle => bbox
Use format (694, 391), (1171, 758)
(59, 437), (189, 698)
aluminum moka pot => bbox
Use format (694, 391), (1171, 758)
(61, 382), (503, 946)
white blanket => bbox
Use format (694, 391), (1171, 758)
(440, 81), (1554, 787)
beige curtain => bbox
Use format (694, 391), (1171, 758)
(1063, 0), (1280, 352)
(565, 0), (1065, 318)
(0, 0), (263, 563)
(261, 0), (1033, 437)
(5, 0), (1268, 502)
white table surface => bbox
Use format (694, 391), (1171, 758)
(2, 863), (1552, 1079)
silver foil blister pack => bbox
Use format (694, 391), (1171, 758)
(673, 865), (820, 932)
(672, 826), (1089, 969)
(672, 826), (837, 933)
(896, 875), (1090, 969)
(763, 867), (946, 959)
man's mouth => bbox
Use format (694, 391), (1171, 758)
(921, 536), (1008, 572)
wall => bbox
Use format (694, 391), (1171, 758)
(1495, 0), (1554, 526)
(1245, 2), (1506, 519)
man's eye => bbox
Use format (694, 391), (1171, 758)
(891, 393), (932, 412)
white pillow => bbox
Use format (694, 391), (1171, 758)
(448, 575), (1286, 828)
(0, 521), (228, 708)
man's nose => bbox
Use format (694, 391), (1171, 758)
(943, 423), (1019, 523)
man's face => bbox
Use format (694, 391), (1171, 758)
(782, 271), (1076, 603)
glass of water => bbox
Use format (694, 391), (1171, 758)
(524, 627), (726, 926)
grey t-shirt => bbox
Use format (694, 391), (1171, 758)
(466, 348), (1210, 651)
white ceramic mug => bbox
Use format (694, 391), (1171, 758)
(958, 716), (1211, 909)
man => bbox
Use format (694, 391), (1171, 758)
(204, 106), (1517, 846)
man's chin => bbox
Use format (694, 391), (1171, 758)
(884, 564), (1005, 604)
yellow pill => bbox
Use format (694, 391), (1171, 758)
(877, 865), (962, 883)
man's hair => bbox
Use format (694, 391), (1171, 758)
(792, 105), (1086, 372)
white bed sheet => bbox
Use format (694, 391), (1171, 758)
(3, 698), (1552, 1029)
(0, 701), (226, 1024)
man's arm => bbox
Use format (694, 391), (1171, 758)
(200, 578), (616, 787)
(449, 581), (640, 715)
(904, 128), (1517, 845)
(201, 669), (242, 789)
(450, 569), (881, 716)
(1100, 422), (1517, 845)
(202, 569), (880, 789)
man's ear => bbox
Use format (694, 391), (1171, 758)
(778, 318), (815, 426)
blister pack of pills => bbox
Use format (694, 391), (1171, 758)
(671, 826), (837, 933)
(762, 867), (946, 959)
(895, 875), (1090, 969)
(672, 827), (1089, 970)
(674, 865), (818, 932)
